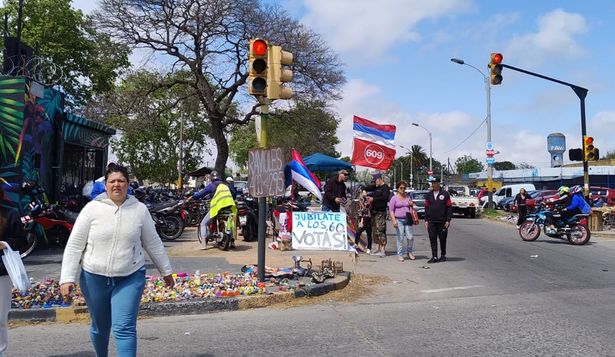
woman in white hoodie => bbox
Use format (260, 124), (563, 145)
(60, 165), (174, 357)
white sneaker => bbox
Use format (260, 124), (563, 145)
(366, 249), (371, 254)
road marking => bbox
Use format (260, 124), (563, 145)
(420, 285), (484, 293)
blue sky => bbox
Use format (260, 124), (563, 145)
(73, 0), (615, 170)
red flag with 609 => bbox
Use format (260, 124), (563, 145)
(350, 116), (396, 170)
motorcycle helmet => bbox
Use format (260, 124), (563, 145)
(210, 171), (220, 180)
(558, 186), (570, 195)
(129, 181), (140, 190)
(226, 176), (234, 183)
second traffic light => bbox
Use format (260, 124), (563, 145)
(489, 52), (503, 85)
(267, 45), (293, 100)
(583, 136), (599, 161)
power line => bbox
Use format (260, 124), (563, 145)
(436, 116), (487, 155)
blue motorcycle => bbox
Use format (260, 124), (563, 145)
(518, 205), (590, 245)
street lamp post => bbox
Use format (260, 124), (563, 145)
(412, 123), (432, 175)
(451, 57), (494, 208)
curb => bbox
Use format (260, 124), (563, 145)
(9, 272), (351, 323)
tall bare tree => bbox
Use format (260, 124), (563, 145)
(93, 0), (345, 173)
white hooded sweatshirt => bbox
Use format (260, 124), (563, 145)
(60, 194), (173, 284)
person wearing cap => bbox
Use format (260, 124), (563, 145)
(225, 176), (238, 199)
(424, 177), (453, 263)
(322, 169), (349, 212)
(364, 173), (390, 257)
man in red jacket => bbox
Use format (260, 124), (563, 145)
(424, 178), (453, 263)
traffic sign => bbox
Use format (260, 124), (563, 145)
(486, 142), (494, 151)
(486, 157), (496, 165)
(486, 149), (496, 157)
(427, 170), (433, 175)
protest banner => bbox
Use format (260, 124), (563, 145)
(291, 211), (348, 251)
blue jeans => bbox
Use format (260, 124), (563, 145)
(80, 268), (146, 357)
(394, 218), (414, 256)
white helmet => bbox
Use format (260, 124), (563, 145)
(226, 176), (234, 183)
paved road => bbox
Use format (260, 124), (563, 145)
(8, 218), (615, 356)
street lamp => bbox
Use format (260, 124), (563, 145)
(411, 123), (432, 175)
(450, 57), (494, 208)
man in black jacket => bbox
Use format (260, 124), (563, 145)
(322, 170), (349, 212)
(364, 173), (390, 257)
(424, 178), (453, 263)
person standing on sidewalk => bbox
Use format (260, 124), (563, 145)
(364, 173), (390, 257)
(60, 165), (174, 357)
(388, 181), (415, 262)
(424, 177), (453, 263)
(355, 190), (372, 254)
(0, 185), (27, 357)
(322, 170), (349, 212)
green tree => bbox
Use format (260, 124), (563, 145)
(493, 161), (516, 170)
(105, 71), (211, 184)
(229, 101), (340, 168)
(0, 0), (130, 106)
(604, 150), (615, 160)
(455, 155), (484, 174)
(94, 0), (345, 174)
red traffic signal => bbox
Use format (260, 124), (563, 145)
(252, 39), (267, 57)
(491, 53), (503, 64)
(248, 39), (269, 96)
(489, 52), (503, 85)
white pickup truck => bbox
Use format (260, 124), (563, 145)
(447, 185), (480, 218)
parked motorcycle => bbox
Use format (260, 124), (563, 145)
(20, 181), (77, 258)
(147, 200), (185, 241)
(518, 204), (590, 245)
(236, 195), (258, 241)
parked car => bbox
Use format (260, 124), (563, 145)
(498, 196), (515, 211)
(409, 190), (430, 218)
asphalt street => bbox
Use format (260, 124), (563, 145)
(8, 217), (615, 356)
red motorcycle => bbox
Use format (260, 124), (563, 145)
(20, 181), (77, 258)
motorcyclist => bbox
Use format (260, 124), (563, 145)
(561, 185), (591, 221)
(189, 171), (236, 249)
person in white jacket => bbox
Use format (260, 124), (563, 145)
(60, 165), (174, 357)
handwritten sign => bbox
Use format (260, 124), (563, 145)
(292, 211), (348, 251)
(248, 147), (285, 198)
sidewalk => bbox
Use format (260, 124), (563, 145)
(10, 228), (356, 322)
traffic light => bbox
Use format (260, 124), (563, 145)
(583, 136), (599, 161)
(489, 52), (503, 85)
(267, 45), (293, 100)
(568, 148), (583, 161)
(248, 39), (268, 96)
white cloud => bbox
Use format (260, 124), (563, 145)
(506, 9), (588, 67)
(300, 0), (473, 62)
(72, 0), (99, 14)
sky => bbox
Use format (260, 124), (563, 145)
(73, 0), (615, 171)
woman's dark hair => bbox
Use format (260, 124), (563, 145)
(105, 164), (129, 182)
(397, 180), (408, 189)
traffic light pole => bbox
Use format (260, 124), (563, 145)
(500, 63), (590, 196)
(257, 98), (270, 282)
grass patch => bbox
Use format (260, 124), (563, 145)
(481, 208), (507, 219)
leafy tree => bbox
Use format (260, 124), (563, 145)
(93, 0), (345, 174)
(516, 162), (535, 169)
(0, 0), (130, 106)
(229, 101), (340, 168)
(493, 161), (516, 170)
(604, 150), (615, 160)
(455, 155), (484, 174)
(104, 71), (211, 184)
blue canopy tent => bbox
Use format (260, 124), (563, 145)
(303, 153), (352, 173)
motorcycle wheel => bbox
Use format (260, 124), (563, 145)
(20, 232), (37, 259)
(568, 224), (591, 245)
(158, 216), (184, 241)
(218, 231), (232, 251)
(519, 221), (540, 241)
